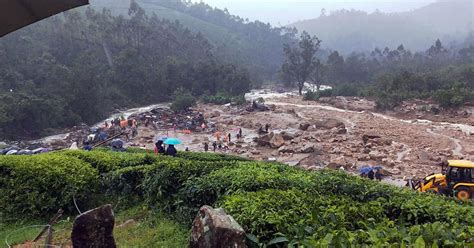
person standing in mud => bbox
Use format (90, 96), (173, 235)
(227, 132), (231, 143)
(265, 123), (271, 133)
(239, 128), (242, 138)
(204, 142), (209, 152)
(212, 141), (217, 152)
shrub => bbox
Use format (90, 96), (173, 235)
(103, 164), (157, 197)
(220, 189), (314, 240)
(176, 151), (247, 162)
(202, 92), (232, 105)
(332, 83), (360, 96)
(181, 162), (316, 210)
(303, 90), (319, 101)
(0, 154), (98, 217)
(170, 88), (196, 112)
(61, 150), (157, 173)
(318, 88), (333, 97)
(142, 159), (238, 209)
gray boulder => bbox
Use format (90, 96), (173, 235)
(190, 205), (246, 248)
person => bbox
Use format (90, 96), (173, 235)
(218, 142), (222, 150)
(204, 142), (209, 152)
(103, 121), (109, 129)
(238, 128), (242, 138)
(155, 140), (165, 154)
(83, 141), (92, 151)
(227, 132), (231, 143)
(265, 123), (270, 133)
(185, 147), (189, 152)
(212, 141), (217, 152)
(166, 144), (177, 156)
(201, 123), (206, 131)
(368, 170), (375, 180)
(375, 169), (383, 181)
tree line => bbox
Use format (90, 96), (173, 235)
(282, 32), (474, 109)
(0, 2), (251, 139)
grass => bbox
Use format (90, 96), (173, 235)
(0, 205), (188, 247)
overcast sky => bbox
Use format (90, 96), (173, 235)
(195, 0), (437, 26)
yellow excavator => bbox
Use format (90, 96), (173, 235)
(408, 160), (474, 201)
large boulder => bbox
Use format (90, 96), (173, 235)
(253, 133), (273, 146)
(190, 205), (246, 248)
(299, 123), (310, 131)
(71, 204), (116, 248)
(269, 133), (285, 148)
(299, 144), (315, 153)
(314, 119), (345, 129)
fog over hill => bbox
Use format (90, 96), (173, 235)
(289, 0), (473, 53)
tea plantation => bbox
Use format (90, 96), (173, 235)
(0, 149), (473, 247)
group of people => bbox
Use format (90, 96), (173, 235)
(202, 128), (243, 153)
(361, 168), (383, 181)
(154, 140), (177, 156)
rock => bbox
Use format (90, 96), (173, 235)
(71, 204), (116, 248)
(314, 119), (345, 129)
(369, 150), (386, 160)
(269, 133), (285, 148)
(280, 131), (296, 140)
(362, 133), (381, 144)
(418, 151), (431, 161)
(190, 205), (246, 248)
(327, 156), (351, 170)
(336, 128), (347, 134)
(253, 133), (273, 146)
(299, 144), (314, 153)
(250, 150), (261, 155)
(278, 145), (295, 153)
(299, 123), (310, 131)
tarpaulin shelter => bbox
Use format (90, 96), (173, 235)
(0, 0), (89, 37)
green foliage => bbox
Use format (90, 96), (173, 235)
(176, 151), (248, 162)
(142, 159), (238, 212)
(170, 88), (196, 112)
(61, 150), (157, 173)
(0, 154), (98, 217)
(202, 92), (232, 105)
(180, 162), (316, 212)
(1, 150), (472, 247)
(0, 2), (253, 138)
(303, 90), (320, 101)
(332, 83), (361, 96)
(303, 89), (332, 101)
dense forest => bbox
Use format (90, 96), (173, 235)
(294, 36), (474, 109)
(291, 0), (473, 53)
(92, 0), (297, 82)
(0, 2), (252, 138)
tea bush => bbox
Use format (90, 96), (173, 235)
(62, 150), (157, 173)
(180, 162), (316, 210)
(142, 159), (238, 209)
(0, 154), (98, 217)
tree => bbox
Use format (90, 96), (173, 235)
(281, 32), (321, 95)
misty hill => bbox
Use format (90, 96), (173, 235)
(290, 0), (473, 53)
(91, 0), (296, 82)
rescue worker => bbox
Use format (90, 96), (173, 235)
(166, 144), (177, 156)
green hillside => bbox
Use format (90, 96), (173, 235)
(1, 149), (473, 246)
(91, 0), (296, 82)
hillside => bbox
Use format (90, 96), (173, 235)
(290, 0), (473, 53)
(1, 149), (473, 246)
(91, 0), (297, 82)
